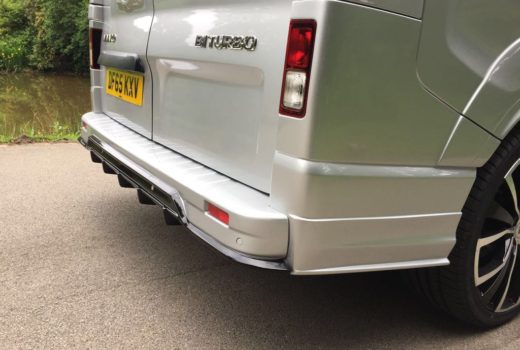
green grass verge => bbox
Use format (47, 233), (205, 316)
(0, 121), (80, 144)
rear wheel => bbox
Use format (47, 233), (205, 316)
(410, 128), (520, 327)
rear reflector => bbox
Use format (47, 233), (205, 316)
(279, 20), (317, 118)
(207, 203), (230, 225)
(89, 28), (102, 69)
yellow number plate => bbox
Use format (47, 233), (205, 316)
(105, 68), (144, 106)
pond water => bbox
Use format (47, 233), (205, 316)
(0, 73), (91, 142)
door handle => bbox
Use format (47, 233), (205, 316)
(98, 51), (145, 73)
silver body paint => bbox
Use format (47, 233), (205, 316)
(83, 0), (519, 274)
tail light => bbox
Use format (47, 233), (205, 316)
(279, 20), (317, 118)
(89, 28), (102, 69)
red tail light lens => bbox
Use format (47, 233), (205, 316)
(279, 20), (317, 118)
(89, 28), (102, 69)
(287, 24), (315, 69)
(207, 203), (230, 225)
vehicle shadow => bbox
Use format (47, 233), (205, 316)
(95, 194), (486, 349)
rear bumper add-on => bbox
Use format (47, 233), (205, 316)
(80, 112), (289, 270)
(81, 112), (481, 275)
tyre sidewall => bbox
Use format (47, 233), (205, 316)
(453, 137), (520, 327)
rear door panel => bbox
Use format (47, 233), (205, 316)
(100, 0), (154, 138)
(147, 0), (292, 193)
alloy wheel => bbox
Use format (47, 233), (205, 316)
(475, 159), (520, 313)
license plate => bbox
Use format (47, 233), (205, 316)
(105, 68), (144, 106)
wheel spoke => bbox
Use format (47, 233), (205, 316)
(496, 245), (519, 312)
(481, 239), (515, 303)
(475, 232), (514, 287)
(477, 262), (509, 287)
(488, 200), (516, 226)
(477, 228), (514, 250)
(509, 252), (520, 310)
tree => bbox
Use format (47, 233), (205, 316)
(0, 0), (89, 73)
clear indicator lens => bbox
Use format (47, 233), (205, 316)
(283, 70), (307, 110)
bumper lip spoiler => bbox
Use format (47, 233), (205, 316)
(79, 136), (289, 272)
(187, 223), (288, 271)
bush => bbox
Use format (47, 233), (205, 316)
(0, 0), (34, 71)
(0, 0), (89, 73)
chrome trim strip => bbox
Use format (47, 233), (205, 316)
(292, 258), (450, 275)
(290, 212), (461, 223)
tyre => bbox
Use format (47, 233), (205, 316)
(410, 127), (520, 328)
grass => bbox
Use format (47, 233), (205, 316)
(0, 120), (80, 144)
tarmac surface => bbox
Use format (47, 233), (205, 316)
(1, 143), (520, 349)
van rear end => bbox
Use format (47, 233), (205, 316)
(81, 0), (489, 275)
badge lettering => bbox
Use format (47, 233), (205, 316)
(195, 35), (258, 51)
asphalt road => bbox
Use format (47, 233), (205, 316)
(1, 143), (520, 349)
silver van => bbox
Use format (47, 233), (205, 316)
(81, 0), (520, 327)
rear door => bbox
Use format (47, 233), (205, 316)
(147, 0), (292, 193)
(100, 0), (154, 138)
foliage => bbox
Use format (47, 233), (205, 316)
(0, 0), (34, 71)
(0, 0), (89, 73)
(0, 73), (90, 143)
